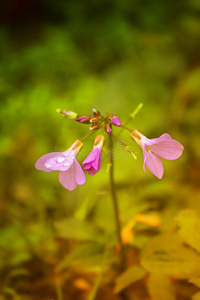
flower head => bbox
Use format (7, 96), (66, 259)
(131, 130), (184, 179)
(82, 135), (105, 175)
(35, 140), (86, 190)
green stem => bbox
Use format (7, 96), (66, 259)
(108, 134), (126, 270)
(120, 124), (133, 132)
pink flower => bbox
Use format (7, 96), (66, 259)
(35, 140), (86, 191)
(131, 130), (184, 179)
(82, 135), (105, 175)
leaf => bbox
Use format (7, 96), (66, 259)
(114, 265), (147, 293)
(148, 273), (176, 300)
(141, 232), (200, 278)
(176, 210), (200, 252)
(193, 292), (200, 300)
(54, 218), (104, 242)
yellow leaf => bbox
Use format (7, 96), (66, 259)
(176, 210), (200, 252)
(148, 273), (176, 300)
(193, 292), (200, 300)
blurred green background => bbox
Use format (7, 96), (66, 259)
(0, 0), (200, 299)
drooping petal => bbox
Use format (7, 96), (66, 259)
(82, 148), (99, 166)
(35, 152), (61, 172)
(82, 148), (101, 175)
(148, 134), (184, 160)
(44, 151), (75, 171)
(58, 162), (77, 191)
(144, 149), (164, 179)
(74, 159), (86, 185)
(91, 150), (101, 171)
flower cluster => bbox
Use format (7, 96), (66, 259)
(35, 108), (184, 190)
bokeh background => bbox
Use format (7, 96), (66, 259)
(0, 0), (200, 299)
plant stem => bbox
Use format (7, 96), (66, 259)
(108, 134), (126, 270)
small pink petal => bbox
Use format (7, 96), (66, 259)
(82, 148), (99, 166)
(82, 148), (101, 175)
(148, 134), (184, 160)
(58, 159), (86, 190)
(35, 152), (61, 172)
(44, 151), (75, 171)
(59, 162), (77, 191)
(74, 160), (86, 185)
(144, 150), (164, 179)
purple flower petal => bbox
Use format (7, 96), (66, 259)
(144, 149), (164, 179)
(82, 148), (101, 175)
(146, 134), (184, 160)
(35, 152), (61, 172)
(82, 148), (100, 166)
(44, 151), (75, 171)
(74, 159), (86, 185)
(59, 162), (77, 191)
(58, 159), (86, 191)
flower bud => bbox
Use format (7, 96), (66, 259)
(56, 109), (77, 119)
(90, 117), (99, 123)
(105, 123), (112, 134)
(92, 109), (100, 117)
(90, 124), (99, 131)
(75, 115), (91, 124)
(108, 113), (121, 127)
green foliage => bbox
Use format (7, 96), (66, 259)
(55, 217), (105, 242)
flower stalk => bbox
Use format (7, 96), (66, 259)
(108, 133), (126, 270)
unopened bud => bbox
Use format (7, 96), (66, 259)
(108, 113), (121, 127)
(90, 124), (100, 131)
(105, 123), (112, 134)
(56, 109), (77, 119)
(75, 115), (91, 124)
(90, 117), (99, 123)
(92, 109), (100, 117)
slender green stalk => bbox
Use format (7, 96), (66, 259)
(108, 134), (126, 270)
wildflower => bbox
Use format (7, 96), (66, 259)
(82, 135), (105, 175)
(108, 114), (121, 127)
(35, 140), (86, 190)
(131, 130), (184, 179)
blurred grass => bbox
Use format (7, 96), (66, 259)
(0, 0), (200, 299)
